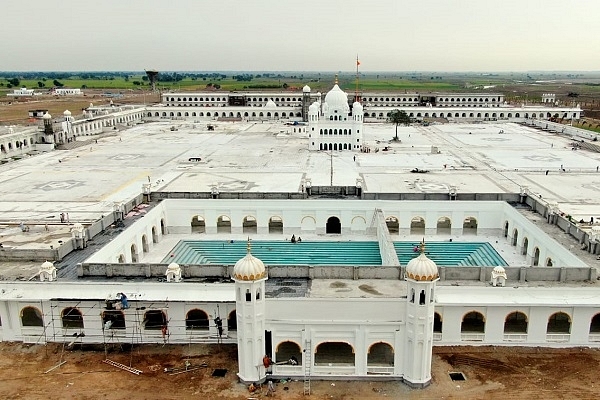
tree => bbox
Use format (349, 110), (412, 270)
(53, 79), (64, 87)
(387, 109), (410, 140)
(37, 81), (45, 88)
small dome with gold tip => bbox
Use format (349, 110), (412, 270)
(406, 242), (439, 281)
(232, 240), (266, 281)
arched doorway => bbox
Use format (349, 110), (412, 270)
(533, 247), (540, 266)
(410, 216), (425, 235)
(436, 217), (451, 235)
(367, 342), (394, 366)
(268, 216), (283, 234)
(160, 219), (166, 235)
(463, 217), (478, 235)
(275, 341), (302, 365)
(512, 229), (519, 246)
(118, 254), (125, 263)
(217, 215), (231, 233)
(503, 221), (509, 238)
(152, 226), (158, 243)
(243, 216), (257, 234)
(434, 313), (443, 336)
(130, 244), (138, 263)
(315, 342), (355, 366)
(227, 310), (237, 332)
(186, 309), (209, 331)
(191, 216), (206, 233)
(141, 234), (149, 253)
(504, 311), (528, 333)
(522, 237), (529, 255)
(326, 216), (341, 234)
(385, 216), (399, 234)
(546, 257), (553, 267)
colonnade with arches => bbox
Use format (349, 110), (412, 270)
(433, 306), (600, 345)
(5, 300), (237, 345)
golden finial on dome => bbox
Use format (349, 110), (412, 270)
(334, 74), (339, 85)
(420, 238), (426, 254)
(246, 237), (251, 253)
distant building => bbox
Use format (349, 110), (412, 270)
(28, 109), (49, 118)
(52, 88), (83, 96)
(7, 88), (39, 97)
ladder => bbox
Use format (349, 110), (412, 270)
(303, 340), (312, 396)
(102, 359), (143, 375)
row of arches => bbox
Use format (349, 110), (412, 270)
(19, 306), (237, 332)
(166, 96), (303, 103)
(434, 311), (599, 336)
(147, 111), (302, 119)
(504, 222), (552, 267)
(274, 341), (393, 367)
(319, 128), (353, 135)
(319, 143), (355, 151)
(0, 138), (34, 153)
(117, 220), (166, 263)
(190, 215), (479, 235)
(386, 216), (478, 235)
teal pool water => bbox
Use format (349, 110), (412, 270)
(163, 240), (508, 267)
(394, 241), (507, 267)
(164, 240), (382, 266)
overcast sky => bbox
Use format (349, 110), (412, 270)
(4, 0), (600, 72)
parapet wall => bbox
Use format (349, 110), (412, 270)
(78, 262), (595, 282)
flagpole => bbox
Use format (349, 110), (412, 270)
(355, 55), (358, 102)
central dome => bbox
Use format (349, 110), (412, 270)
(324, 84), (349, 110)
(233, 246), (266, 281)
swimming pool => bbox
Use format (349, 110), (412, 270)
(163, 240), (507, 267)
(394, 241), (507, 267)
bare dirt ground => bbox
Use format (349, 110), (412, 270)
(0, 343), (598, 400)
(0, 90), (160, 125)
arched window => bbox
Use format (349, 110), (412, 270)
(367, 342), (394, 366)
(504, 311), (528, 333)
(275, 341), (302, 365)
(461, 311), (485, 333)
(503, 221), (509, 238)
(143, 310), (167, 330)
(315, 342), (355, 365)
(62, 307), (84, 329)
(130, 244), (138, 262)
(547, 312), (571, 334)
(512, 229), (519, 246)
(21, 306), (43, 327)
(102, 310), (125, 329)
(590, 313), (600, 334)
(186, 309), (209, 330)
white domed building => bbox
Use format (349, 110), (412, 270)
(307, 78), (364, 152)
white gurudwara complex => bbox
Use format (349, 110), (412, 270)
(0, 81), (599, 389)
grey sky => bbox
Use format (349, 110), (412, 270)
(4, 0), (600, 72)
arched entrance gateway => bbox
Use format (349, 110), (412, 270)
(326, 216), (341, 234)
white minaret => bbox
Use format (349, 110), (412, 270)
(232, 240), (268, 384)
(403, 241), (439, 388)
